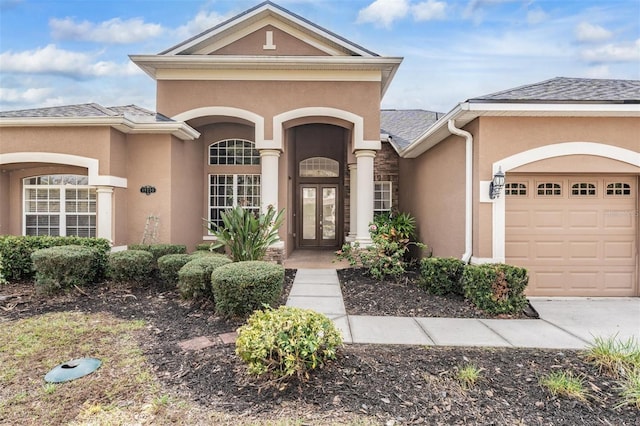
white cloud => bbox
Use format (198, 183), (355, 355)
(464, 0), (515, 19)
(584, 64), (611, 79)
(0, 87), (52, 104)
(357, 0), (410, 29)
(411, 0), (446, 21)
(0, 44), (141, 77)
(581, 39), (640, 63)
(575, 22), (612, 43)
(526, 7), (547, 25)
(50, 17), (163, 44)
(175, 10), (231, 38)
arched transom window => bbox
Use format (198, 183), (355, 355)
(23, 174), (96, 237)
(299, 157), (339, 177)
(209, 139), (260, 165)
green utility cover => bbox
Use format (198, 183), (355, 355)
(44, 358), (102, 383)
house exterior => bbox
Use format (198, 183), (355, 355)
(1, 2), (638, 296)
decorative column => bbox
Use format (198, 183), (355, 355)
(95, 187), (114, 244)
(260, 149), (280, 212)
(347, 163), (357, 241)
(355, 150), (376, 245)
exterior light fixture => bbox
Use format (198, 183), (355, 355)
(489, 168), (505, 199)
(140, 185), (156, 195)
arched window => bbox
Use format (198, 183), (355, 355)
(299, 157), (339, 177)
(571, 182), (596, 196)
(606, 182), (631, 196)
(23, 174), (96, 237)
(505, 183), (527, 196)
(537, 182), (562, 196)
(209, 139), (259, 165)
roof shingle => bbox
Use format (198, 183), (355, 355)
(471, 77), (640, 103)
(380, 109), (442, 150)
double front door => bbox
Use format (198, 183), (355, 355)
(299, 184), (339, 248)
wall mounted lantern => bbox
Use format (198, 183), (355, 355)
(140, 185), (156, 196)
(489, 168), (505, 199)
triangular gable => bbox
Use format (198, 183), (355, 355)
(161, 1), (378, 57)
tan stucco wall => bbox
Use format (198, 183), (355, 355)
(213, 25), (328, 56)
(0, 171), (10, 234)
(0, 127), (123, 176)
(156, 80), (381, 141)
(399, 134), (466, 258)
(169, 136), (203, 249)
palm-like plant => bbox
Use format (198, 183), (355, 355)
(207, 205), (285, 261)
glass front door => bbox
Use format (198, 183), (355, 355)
(299, 185), (338, 247)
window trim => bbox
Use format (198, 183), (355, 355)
(569, 181), (597, 197)
(22, 174), (96, 237)
(605, 182), (632, 197)
(299, 157), (340, 178)
(208, 173), (261, 234)
(504, 182), (528, 197)
(374, 181), (392, 213)
(535, 182), (562, 197)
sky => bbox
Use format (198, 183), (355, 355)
(0, 0), (639, 114)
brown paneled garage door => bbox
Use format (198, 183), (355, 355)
(505, 175), (638, 296)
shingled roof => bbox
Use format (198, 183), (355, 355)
(381, 109), (442, 151)
(471, 77), (640, 103)
(0, 103), (173, 122)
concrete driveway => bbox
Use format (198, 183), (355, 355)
(529, 297), (640, 344)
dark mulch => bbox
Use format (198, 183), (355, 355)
(1, 270), (636, 425)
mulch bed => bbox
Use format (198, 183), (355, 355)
(1, 270), (636, 425)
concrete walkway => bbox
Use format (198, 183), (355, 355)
(286, 269), (640, 349)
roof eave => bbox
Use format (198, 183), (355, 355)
(400, 102), (640, 159)
(0, 116), (201, 141)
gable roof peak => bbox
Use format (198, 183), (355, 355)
(159, 1), (378, 57)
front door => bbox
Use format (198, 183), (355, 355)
(299, 184), (339, 248)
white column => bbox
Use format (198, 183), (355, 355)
(347, 163), (357, 241)
(96, 187), (114, 244)
(355, 150), (376, 245)
(260, 149), (280, 212)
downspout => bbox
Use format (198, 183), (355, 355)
(447, 119), (473, 263)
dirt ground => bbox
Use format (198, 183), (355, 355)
(1, 270), (636, 425)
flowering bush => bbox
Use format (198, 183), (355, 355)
(336, 211), (424, 280)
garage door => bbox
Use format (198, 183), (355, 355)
(506, 175), (637, 296)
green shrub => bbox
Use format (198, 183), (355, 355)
(211, 261), (284, 317)
(236, 306), (342, 383)
(0, 235), (111, 282)
(157, 254), (192, 286)
(462, 263), (529, 315)
(419, 257), (466, 295)
(177, 255), (232, 300)
(128, 244), (187, 261)
(31, 245), (99, 292)
(189, 250), (219, 258)
(108, 250), (154, 284)
(336, 211), (425, 280)
(206, 205), (284, 261)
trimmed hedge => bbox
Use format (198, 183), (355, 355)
(157, 253), (192, 285)
(177, 255), (232, 300)
(462, 263), (529, 315)
(108, 250), (155, 284)
(0, 235), (111, 282)
(128, 244), (187, 261)
(211, 261), (284, 317)
(419, 257), (466, 296)
(31, 245), (100, 292)
(236, 306), (342, 381)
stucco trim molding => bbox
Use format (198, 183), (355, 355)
(1, 152), (128, 188)
(272, 107), (380, 152)
(491, 142), (640, 261)
(172, 107), (265, 147)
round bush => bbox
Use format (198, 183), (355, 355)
(31, 245), (99, 292)
(462, 263), (529, 315)
(128, 244), (187, 261)
(108, 250), (154, 284)
(419, 257), (466, 296)
(211, 261), (284, 317)
(236, 306), (343, 381)
(157, 253), (192, 285)
(177, 255), (232, 299)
